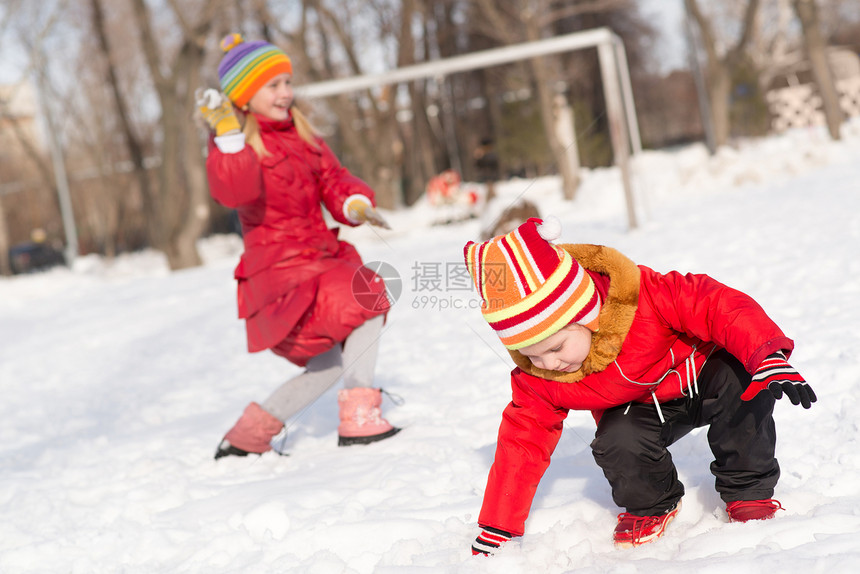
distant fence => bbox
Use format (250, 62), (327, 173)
(766, 46), (860, 133)
(766, 77), (860, 131)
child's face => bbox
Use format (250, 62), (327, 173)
(518, 323), (593, 373)
(248, 73), (294, 121)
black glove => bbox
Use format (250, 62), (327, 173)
(742, 351), (817, 408)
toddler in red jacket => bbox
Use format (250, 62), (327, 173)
(464, 217), (816, 553)
(197, 34), (400, 459)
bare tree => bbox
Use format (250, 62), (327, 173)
(235, 0), (655, 207)
(3, 0), (223, 269)
(118, 0), (225, 270)
(127, 0), (221, 269)
(472, 0), (573, 198)
(402, 1), (445, 204)
(468, 0), (637, 199)
(252, 1), (419, 209)
(685, 0), (761, 147)
(0, 0), (71, 269)
(89, 0), (153, 257)
(0, 187), (9, 275)
(793, 0), (843, 139)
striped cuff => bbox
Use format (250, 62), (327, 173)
(471, 526), (512, 556)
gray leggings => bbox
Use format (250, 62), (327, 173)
(261, 315), (383, 422)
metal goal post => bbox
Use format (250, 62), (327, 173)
(296, 26), (642, 229)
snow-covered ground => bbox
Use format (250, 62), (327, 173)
(2, 121), (859, 573)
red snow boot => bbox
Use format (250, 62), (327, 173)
(215, 402), (284, 459)
(726, 499), (784, 522)
(613, 501), (681, 548)
(337, 388), (400, 446)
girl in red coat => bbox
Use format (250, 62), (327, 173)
(463, 217), (816, 553)
(198, 34), (400, 459)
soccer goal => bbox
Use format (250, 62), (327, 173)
(296, 27), (642, 229)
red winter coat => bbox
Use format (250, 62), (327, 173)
(478, 244), (793, 536)
(205, 113), (388, 366)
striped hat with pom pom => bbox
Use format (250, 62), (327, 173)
(217, 33), (292, 108)
(463, 217), (601, 350)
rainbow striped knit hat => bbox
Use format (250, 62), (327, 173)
(463, 217), (601, 350)
(218, 34), (292, 108)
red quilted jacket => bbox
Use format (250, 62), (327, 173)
(205, 112), (387, 366)
(478, 245), (793, 536)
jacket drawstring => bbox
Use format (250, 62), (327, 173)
(625, 393), (666, 424)
(684, 352), (699, 398)
(654, 351), (699, 424)
(617, 349), (701, 425)
(690, 353), (699, 396)
(651, 391), (665, 424)
(658, 350), (700, 423)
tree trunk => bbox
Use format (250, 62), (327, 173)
(370, 109), (403, 210)
(685, 0), (761, 148)
(707, 63), (732, 148)
(176, 44), (211, 267)
(155, 62), (204, 270)
(90, 0), (158, 250)
(0, 199), (10, 275)
(472, 0), (581, 197)
(524, 20), (579, 199)
(288, 0), (411, 209)
(406, 80), (439, 203)
(129, 0), (217, 270)
(793, 0), (843, 140)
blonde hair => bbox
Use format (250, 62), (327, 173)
(242, 104), (320, 158)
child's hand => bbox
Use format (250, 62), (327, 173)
(346, 198), (391, 229)
(195, 88), (241, 136)
(471, 526), (512, 556)
(742, 351), (817, 408)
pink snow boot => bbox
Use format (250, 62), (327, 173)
(215, 402), (284, 459)
(337, 388), (401, 446)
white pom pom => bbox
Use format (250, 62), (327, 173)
(536, 216), (562, 242)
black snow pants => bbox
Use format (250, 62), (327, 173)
(590, 349), (779, 516)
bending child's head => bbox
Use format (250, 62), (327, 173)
(217, 33), (292, 109)
(517, 322), (593, 373)
(463, 217), (601, 354)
